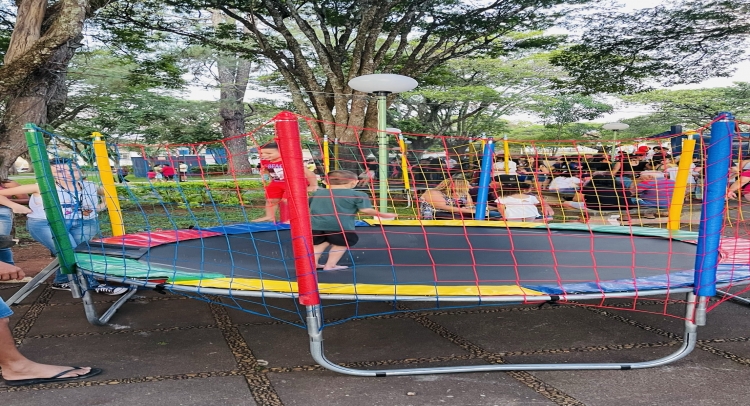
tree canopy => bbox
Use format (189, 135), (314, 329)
(1, 0), (750, 175)
(552, 1), (750, 94)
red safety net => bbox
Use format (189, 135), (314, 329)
(72, 112), (750, 327)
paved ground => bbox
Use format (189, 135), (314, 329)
(1, 272), (750, 406)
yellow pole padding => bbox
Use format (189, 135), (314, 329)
(92, 132), (125, 236)
(667, 136), (697, 231)
(333, 137), (340, 170)
(323, 135), (330, 174)
(323, 135), (330, 188)
(398, 134), (411, 191)
(503, 134), (511, 173)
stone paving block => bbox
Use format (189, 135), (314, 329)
(26, 294), (214, 336)
(0, 282), (43, 306)
(527, 349), (750, 406)
(0, 376), (256, 406)
(502, 343), (679, 365)
(268, 370), (554, 406)
(427, 306), (667, 353)
(11, 328), (237, 382)
(222, 296), (307, 326)
(223, 298), (401, 327)
(241, 317), (469, 368)
(618, 301), (750, 340)
(704, 340), (750, 362)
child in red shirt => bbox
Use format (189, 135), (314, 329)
(253, 143), (318, 222)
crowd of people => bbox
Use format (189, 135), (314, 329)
(297, 142), (750, 223)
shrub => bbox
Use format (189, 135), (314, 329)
(115, 180), (265, 209)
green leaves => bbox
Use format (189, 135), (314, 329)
(553, 1), (750, 94)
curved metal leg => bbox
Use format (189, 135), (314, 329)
(5, 259), (60, 306)
(77, 270), (137, 326)
(306, 293), (701, 377)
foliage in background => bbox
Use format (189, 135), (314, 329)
(527, 94), (613, 140)
(552, 1), (750, 94)
(391, 53), (564, 149)
(620, 82), (750, 128)
(117, 180), (264, 209)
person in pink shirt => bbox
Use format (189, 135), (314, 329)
(727, 169), (750, 201)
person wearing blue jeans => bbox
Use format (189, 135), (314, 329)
(0, 206), (14, 265)
(0, 261), (102, 386)
(0, 160), (127, 296)
(0, 178), (29, 265)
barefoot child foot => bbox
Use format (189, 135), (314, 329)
(322, 265), (349, 271)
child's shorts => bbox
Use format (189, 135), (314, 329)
(312, 230), (359, 247)
(264, 181), (287, 199)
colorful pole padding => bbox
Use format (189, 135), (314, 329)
(333, 138), (340, 170)
(503, 135), (510, 174)
(693, 112), (734, 297)
(273, 111), (320, 306)
(398, 134), (411, 191)
(23, 124), (76, 274)
(475, 138), (495, 220)
(323, 135), (330, 174)
(92, 132), (125, 236)
(667, 135), (697, 231)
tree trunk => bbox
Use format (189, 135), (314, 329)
(0, 0), (93, 176)
(214, 11), (253, 175)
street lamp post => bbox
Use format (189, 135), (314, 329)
(348, 74), (418, 213)
(602, 122), (630, 158)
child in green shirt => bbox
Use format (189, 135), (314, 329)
(309, 170), (396, 270)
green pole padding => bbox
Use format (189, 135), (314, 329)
(24, 123), (76, 274)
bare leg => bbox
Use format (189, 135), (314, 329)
(323, 245), (349, 270)
(0, 318), (92, 381)
(253, 198), (281, 222)
(313, 242), (330, 268)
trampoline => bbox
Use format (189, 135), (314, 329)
(75, 221), (750, 301)
(15, 111), (750, 376)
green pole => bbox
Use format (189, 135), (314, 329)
(377, 92), (389, 213)
(24, 124), (76, 274)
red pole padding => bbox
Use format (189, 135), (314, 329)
(273, 111), (320, 306)
(279, 195), (290, 223)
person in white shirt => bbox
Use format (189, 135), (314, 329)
(492, 155), (517, 178)
(0, 159), (128, 296)
(495, 182), (554, 222)
(178, 161), (189, 182)
(548, 172), (582, 193)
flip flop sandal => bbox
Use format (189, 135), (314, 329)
(4, 367), (103, 387)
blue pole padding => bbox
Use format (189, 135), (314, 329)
(694, 112), (734, 296)
(474, 139), (495, 220)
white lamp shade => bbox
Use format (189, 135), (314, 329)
(386, 127), (402, 134)
(348, 74), (418, 94)
(602, 122), (630, 131)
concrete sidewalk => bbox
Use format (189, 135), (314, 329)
(1, 281), (750, 406)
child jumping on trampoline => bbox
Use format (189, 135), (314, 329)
(253, 142), (318, 222)
(310, 170), (396, 270)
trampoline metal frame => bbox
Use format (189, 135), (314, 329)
(5, 259), (138, 326)
(305, 294), (707, 376)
